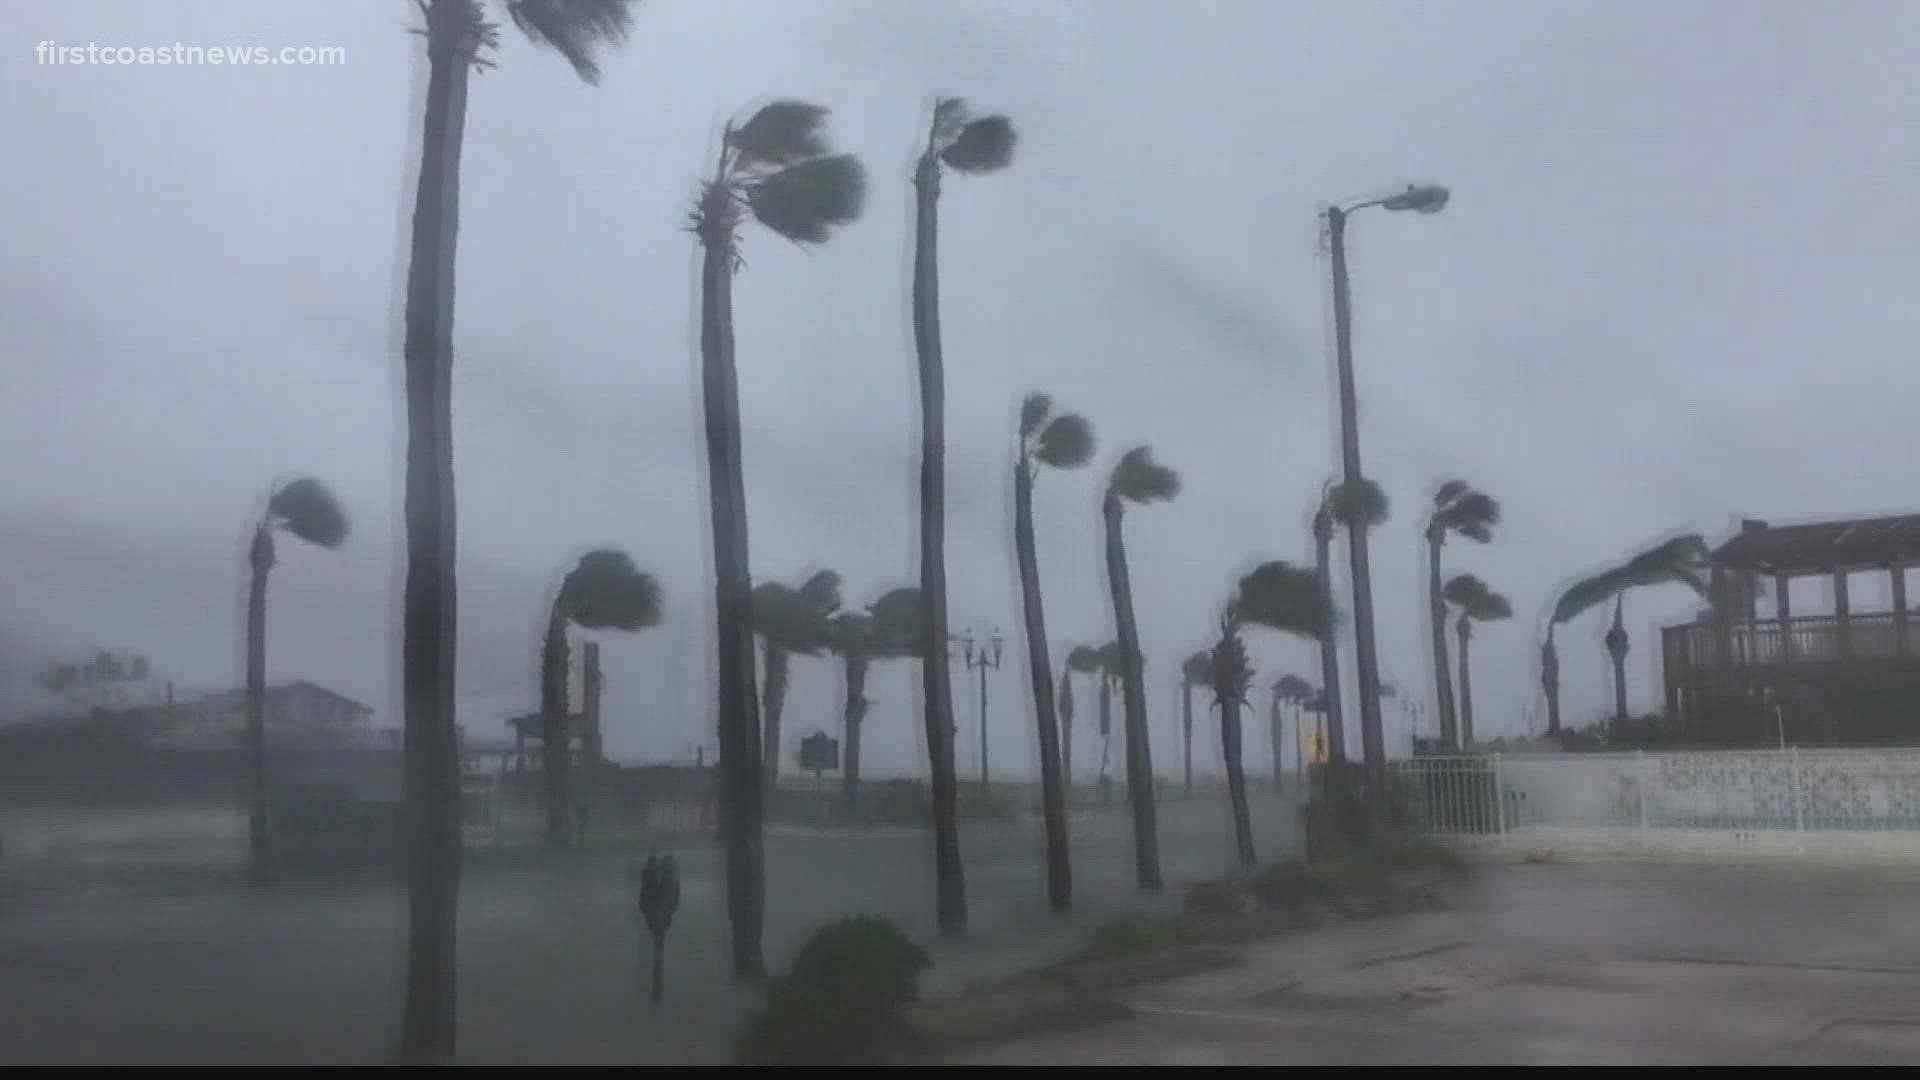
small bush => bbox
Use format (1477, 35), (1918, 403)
(734, 915), (932, 1066)
(1184, 880), (1249, 918)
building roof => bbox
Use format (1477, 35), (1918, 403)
(1713, 514), (1920, 574)
(191, 680), (374, 714)
(505, 711), (586, 736)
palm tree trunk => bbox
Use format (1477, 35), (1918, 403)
(760, 645), (790, 797)
(698, 175), (765, 981)
(841, 649), (869, 802)
(1314, 532), (1347, 762)
(1102, 493), (1163, 890)
(1181, 682), (1194, 798)
(1455, 617), (1475, 747)
(1427, 534), (1459, 748)
(1014, 463), (1072, 910)
(245, 526), (273, 885)
(1059, 670), (1075, 801)
(1097, 672), (1113, 801)
(1542, 628), (1562, 736)
(1219, 674), (1256, 869)
(911, 149), (966, 937)
(541, 605), (572, 850)
(399, 2), (472, 1059)
(1609, 598), (1631, 727)
(1269, 695), (1284, 792)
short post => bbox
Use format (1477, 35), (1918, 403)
(1492, 753), (1507, 845)
(1636, 750), (1651, 842)
(1790, 746), (1805, 834)
(637, 854), (680, 1005)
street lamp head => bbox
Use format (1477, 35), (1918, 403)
(1382, 183), (1449, 215)
(989, 628), (1004, 664)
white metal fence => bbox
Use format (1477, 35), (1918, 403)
(1394, 749), (1920, 861)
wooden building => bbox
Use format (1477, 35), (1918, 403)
(1662, 514), (1920, 744)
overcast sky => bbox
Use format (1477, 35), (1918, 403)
(4, 1), (1918, 780)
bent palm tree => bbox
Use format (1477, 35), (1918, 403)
(829, 585), (923, 802)
(1179, 650), (1211, 797)
(1550, 535), (1711, 727)
(1314, 478), (1386, 763)
(244, 477), (349, 884)
(398, 0), (634, 1058)
(752, 570), (842, 795)
(1209, 561), (1331, 868)
(912, 98), (1016, 937)
(1012, 392), (1093, 911)
(1442, 574), (1511, 746)
(1426, 481), (1500, 748)
(692, 98), (865, 979)
(541, 549), (661, 849)
(1104, 447), (1179, 890)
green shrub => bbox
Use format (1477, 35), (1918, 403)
(734, 915), (932, 1066)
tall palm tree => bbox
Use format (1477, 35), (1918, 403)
(1012, 392), (1093, 911)
(1314, 478), (1386, 764)
(1179, 650), (1212, 797)
(1442, 574), (1511, 746)
(752, 570), (843, 795)
(1208, 561), (1331, 868)
(540, 549), (661, 849)
(1550, 535), (1712, 727)
(1103, 447), (1179, 890)
(1064, 644), (1103, 793)
(396, 0), (635, 1058)
(1426, 481), (1500, 748)
(828, 585), (924, 802)
(1272, 673), (1314, 789)
(692, 99), (866, 980)
(243, 477), (349, 884)
(911, 98), (1016, 937)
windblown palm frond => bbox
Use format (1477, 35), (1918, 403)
(1109, 446), (1181, 505)
(1092, 640), (1126, 674)
(1066, 644), (1103, 674)
(1019, 392), (1052, 439)
(1551, 534), (1711, 626)
(1431, 480), (1500, 543)
(746, 153), (867, 245)
(1231, 561), (1331, 641)
(1327, 477), (1390, 529)
(940, 113), (1017, 173)
(1034, 413), (1095, 469)
(728, 99), (831, 169)
(865, 586), (927, 655)
(1274, 673), (1314, 703)
(558, 549), (662, 631)
(507, 0), (635, 84)
(1444, 573), (1512, 623)
(1208, 626), (1252, 709)
(752, 573), (841, 655)
(1181, 649), (1212, 686)
(268, 477), (349, 549)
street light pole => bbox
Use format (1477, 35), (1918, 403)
(961, 629), (1003, 791)
(1323, 183), (1449, 827)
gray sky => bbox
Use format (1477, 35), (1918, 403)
(4, 1), (1918, 780)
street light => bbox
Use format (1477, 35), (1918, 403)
(960, 628), (1003, 790)
(1324, 181), (1450, 826)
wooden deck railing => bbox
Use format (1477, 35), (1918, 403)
(1663, 610), (1919, 676)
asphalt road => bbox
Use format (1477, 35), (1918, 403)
(0, 791), (1306, 1065)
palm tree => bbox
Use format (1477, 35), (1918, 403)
(692, 99), (866, 980)
(1064, 644), (1104, 794)
(1441, 574), (1511, 746)
(828, 585), (924, 802)
(1272, 673), (1314, 789)
(911, 98), (1016, 938)
(1314, 478), (1386, 764)
(1550, 535), (1712, 727)
(243, 477), (349, 884)
(1179, 650), (1212, 797)
(1057, 664), (1077, 797)
(1426, 480), (1501, 748)
(1103, 447), (1179, 890)
(1208, 561), (1331, 868)
(752, 570), (843, 795)
(540, 550), (661, 849)
(1012, 392), (1093, 911)
(396, 0), (634, 1059)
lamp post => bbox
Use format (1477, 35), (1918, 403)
(959, 628), (1003, 790)
(1325, 182), (1449, 825)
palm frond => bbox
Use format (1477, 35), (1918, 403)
(1551, 533), (1711, 625)
(1109, 446), (1181, 505)
(1442, 572), (1488, 610)
(1328, 477), (1390, 529)
(1208, 630), (1252, 710)
(1444, 573), (1513, 622)
(1275, 673), (1314, 702)
(1018, 392), (1052, 439)
(940, 114), (1017, 173)
(751, 578), (837, 654)
(1181, 649), (1212, 685)
(1035, 414), (1095, 469)
(1434, 479), (1469, 507)
(797, 569), (844, 612)
(1093, 640), (1126, 674)
(728, 99), (830, 169)
(931, 97), (971, 143)
(507, 0), (633, 84)
(1232, 560), (1329, 641)
(1065, 644), (1103, 673)
(559, 548), (662, 631)
(747, 153), (867, 245)
(268, 477), (349, 549)
(866, 586), (927, 655)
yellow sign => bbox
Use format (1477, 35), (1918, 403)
(1308, 729), (1328, 764)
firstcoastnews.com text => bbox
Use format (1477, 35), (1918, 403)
(36, 41), (347, 67)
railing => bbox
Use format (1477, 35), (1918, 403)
(1664, 611), (1920, 675)
(1396, 750), (1920, 860)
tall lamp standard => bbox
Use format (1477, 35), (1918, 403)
(959, 628), (1004, 791)
(1325, 183), (1450, 825)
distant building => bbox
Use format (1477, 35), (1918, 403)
(1, 680), (382, 751)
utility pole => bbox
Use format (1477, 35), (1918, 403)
(959, 628), (1003, 791)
